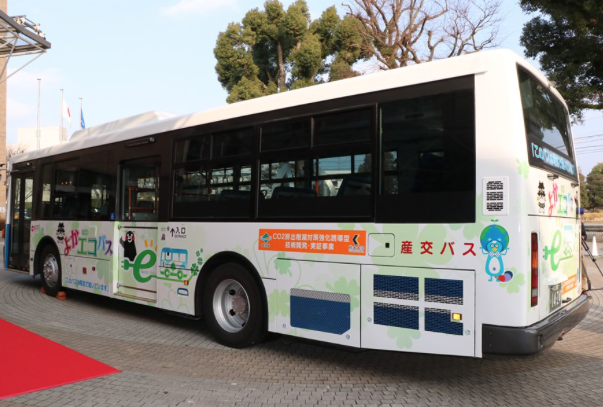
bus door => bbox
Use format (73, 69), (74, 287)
(116, 158), (160, 303)
(8, 169), (34, 271)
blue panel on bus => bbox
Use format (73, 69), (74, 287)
(290, 289), (350, 335)
(374, 303), (418, 330)
(373, 275), (418, 301)
(425, 278), (463, 305)
(425, 308), (463, 335)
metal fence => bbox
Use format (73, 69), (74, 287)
(584, 224), (603, 241)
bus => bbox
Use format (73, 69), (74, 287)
(5, 49), (589, 358)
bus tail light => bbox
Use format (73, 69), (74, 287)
(531, 233), (538, 307)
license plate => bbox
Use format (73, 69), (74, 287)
(549, 283), (562, 311)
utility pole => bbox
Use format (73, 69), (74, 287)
(37, 78), (41, 149)
(60, 88), (63, 140)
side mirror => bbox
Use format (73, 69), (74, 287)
(580, 207), (585, 215)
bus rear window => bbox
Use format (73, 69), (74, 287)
(518, 68), (576, 179)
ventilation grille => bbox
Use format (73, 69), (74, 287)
(290, 289), (350, 335)
(374, 303), (419, 330)
(425, 308), (463, 335)
(374, 275), (419, 301)
(483, 177), (509, 215)
(425, 278), (463, 305)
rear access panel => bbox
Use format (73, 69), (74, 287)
(361, 265), (475, 357)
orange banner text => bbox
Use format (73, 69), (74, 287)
(258, 229), (367, 256)
(562, 275), (577, 295)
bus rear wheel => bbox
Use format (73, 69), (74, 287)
(202, 263), (266, 348)
(40, 245), (62, 297)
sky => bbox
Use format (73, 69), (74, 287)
(6, 0), (602, 175)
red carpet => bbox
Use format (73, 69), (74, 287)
(0, 318), (120, 399)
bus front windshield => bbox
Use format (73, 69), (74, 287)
(518, 67), (577, 180)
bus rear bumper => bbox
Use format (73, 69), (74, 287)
(482, 293), (590, 357)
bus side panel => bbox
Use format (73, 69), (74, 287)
(523, 157), (581, 325)
(361, 265), (475, 357)
(529, 174), (582, 319)
(31, 220), (116, 297)
(472, 58), (533, 339)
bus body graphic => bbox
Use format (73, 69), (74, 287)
(160, 248), (188, 269)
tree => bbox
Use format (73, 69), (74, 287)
(342, 0), (502, 70)
(6, 143), (28, 160)
(214, 1), (366, 103)
(520, 0), (603, 121)
(579, 170), (589, 209)
(586, 163), (603, 210)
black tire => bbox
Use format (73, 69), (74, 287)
(202, 263), (266, 348)
(39, 245), (62, 297)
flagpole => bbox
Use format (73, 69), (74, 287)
(36, 78), (41, 150)
(60, 88), (63, 141)
(79, 97), (83, 130)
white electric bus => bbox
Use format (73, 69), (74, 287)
(6, 49), (589, 358)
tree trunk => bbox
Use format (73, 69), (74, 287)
(277, 41), (286, 91)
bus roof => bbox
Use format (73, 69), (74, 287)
(10, 49), (559, 165)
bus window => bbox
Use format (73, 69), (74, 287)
(78, 152), (115, 220)
(212, 128), (253, 158)
(378, 89), (475, 223)
(172, 128), (253, 219)
(174, 135), (210, 162)
(52, 161), (78, 219)
(261, 119), (310, 152)
(258, 111), (373, 219)
(314, 109), (371, 146)
(122, 164), (159, 221)
(518, 68), (576, 179)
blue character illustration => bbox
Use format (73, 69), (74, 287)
(480, 224), (513, 282)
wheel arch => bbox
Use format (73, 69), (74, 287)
(34, 237), (60, 276)
(194, 251), (268, 327)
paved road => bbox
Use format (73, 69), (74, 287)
(1, 254), (603, 407)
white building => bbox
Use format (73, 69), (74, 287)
(12, 126), (68, 153)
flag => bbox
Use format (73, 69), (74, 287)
(62, 98), (71, 128)
(81, 108), (86, 129)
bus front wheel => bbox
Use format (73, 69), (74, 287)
(202, 263), (266, 348)
(40, 245), (62, 297)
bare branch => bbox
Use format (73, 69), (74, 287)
(7, 143), (29, 160)
(343, 0), (501, 69)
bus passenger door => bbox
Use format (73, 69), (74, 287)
(116, 159), (160, 303)
(8, 171), (34, 271)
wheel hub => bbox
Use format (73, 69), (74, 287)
(231, 294), (247, 315)
(213, 279), (250, 333)
(43, 254), (59, 288)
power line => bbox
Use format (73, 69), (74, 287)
(574, 133), (603, 140)
(574, 138), (603, 144)
(575, 144), (603, 150)
(576, 149), (603, 155)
